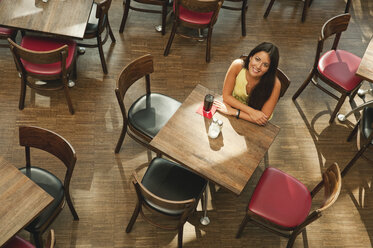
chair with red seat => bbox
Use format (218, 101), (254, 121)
(0, 27), (17, 45)
(236, 163), (342, 248)
(8, 36), (77, 114)
(164, 0), (223, 62)
(3, 229), (55, 248)
(292, 13), (363, 123)
(77, 0), (115, 74)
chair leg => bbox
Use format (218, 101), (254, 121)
(236, 213), (250, 238)
(119, 0), (131, 33)
(301, 0), (310, 22)
(178, 225), (184, 248)
(164, 21), (177, 56)
(206, 27), (213, 63)
(107, 20), (116, 43)
(115, 123), (127, 153)
(286, 231), (300, 248)
(292, 70), (314, 100)
(97, 36), (108, 74)
(161, 3), (167, 36)
(32, 232), (44, 248)
(63, 85), (74, 114)
(263, 0), (275, 18)
(329, 94), (347, 124)
(19, 78), (26, 110)
(241, 0), (248, 36)
(347, 119), (360, 142)
(345, 0), (352, 13)
(65, 191), (79, 220)
(126, 203), (141, 233)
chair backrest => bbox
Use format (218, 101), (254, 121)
(7, 38), (68, 76)
(175, 0), (222, 25)
(19, 125), (77, 186)
(239, 55), (290, 99)
(96, 0), (112, 34)
(317, 163), (342, 212)
(45, 229), (55, 248)
(132, 172), (196, 228)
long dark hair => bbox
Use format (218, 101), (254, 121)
(244, 42), (279, 110)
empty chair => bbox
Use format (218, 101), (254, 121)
(19, 126), (78, 248)
(236, 163), (342, 248)
(114, 54), (181, 153)
(292, 14), (363, 123)
(8, 36), (77, 114)
(3, 229), (55, 248)
(164, 0), (223, 62)
(222, 0), (248, 36)
(126, 157), (207, 248)
(264, 0), (310, 22)
(119, 0), (170, 35)
(0, 27), (17, 45)
(342, 107), (373, 177)
(77, 0), (116, 74)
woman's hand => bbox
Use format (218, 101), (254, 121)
(214, 100), (237, 116)
(249, 109), (268, 126)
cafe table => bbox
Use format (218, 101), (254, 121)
(0, 158), (53, 246)
(149, 84), (280, 224)
(0, 0), (94, 39)
(338, 36), (373, 122)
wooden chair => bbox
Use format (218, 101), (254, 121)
(8, 36), (77, 114)
(126, 157), (207, 248)
(221, 0), (248, 36)
(264, 0), (310, 22)
(292, 13), (363, 123)
(19, 126), (79, 248)
(236, 163), (342, 248)
(119, 0), (170, 35)
(0, 27), (17, 47)
(342, 107), (373, 177)
(77, 0), (116, 74)
(164, 0), (223, 62)
(3, 229), (55, 248)
(114, 54), (181, 153)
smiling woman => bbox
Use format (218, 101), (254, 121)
(215, 42), (281, 126)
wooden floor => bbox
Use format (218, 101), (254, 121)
(1, 0), (373, 247)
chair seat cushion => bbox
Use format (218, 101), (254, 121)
(175, 5), (213, 25)
(0, 27), (16, 36)
(142, 158), (207, 215)
(318, 50), (362, 92)
(19, 167), (64, 231)
(20, 36), (77, 75)
(249, 167), (312, 228)
(85, 3), (99, 35)
(2, 235), (34, 248)
(362, 107), (373, 144)
(128, 93), (181, 138)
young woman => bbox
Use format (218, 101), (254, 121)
(214, 42), (281, 126)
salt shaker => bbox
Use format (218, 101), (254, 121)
(208, 117), (220, 139)
(217, 119), (223, 131)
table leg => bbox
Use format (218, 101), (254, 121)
(200, 182), (210, 225)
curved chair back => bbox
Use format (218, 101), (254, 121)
(96, 0), (112, 34)
(321, 13), (350, 42)
(317, 163), (342, 212)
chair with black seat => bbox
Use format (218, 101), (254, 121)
(292, 13), (363, 123)
(236, 163), (342, 248)
(126, 157), (207, 248)
(8, 36), (77, 114)
(77, 0), (116, 74)
(114, 54), (181, 153)
(119, 0), (170, 35)
(341, 107), (373, 177)
(164, 0), (223, 62)
(264, 0), (310, 22)
(3, 229), (55, 248)
(18, 126), (79, 248)
(221, 0), (248, 36)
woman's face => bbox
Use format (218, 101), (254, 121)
(248, 51), (271, 79)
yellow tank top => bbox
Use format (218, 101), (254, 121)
(232, 68), (249, 104)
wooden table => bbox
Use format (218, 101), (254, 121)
(0, 158), (53, 246)
(0, 0), (94, 39)
(150, 84), (280, 196)
(338, 37), (373, 121)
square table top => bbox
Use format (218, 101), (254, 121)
(356, 36), (373, 83)
(150, 84), (280, 195)
(0, 0), (94, 39)
(0, 158), (53, 245)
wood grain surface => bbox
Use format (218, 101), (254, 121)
(356, 36), (373, 83)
